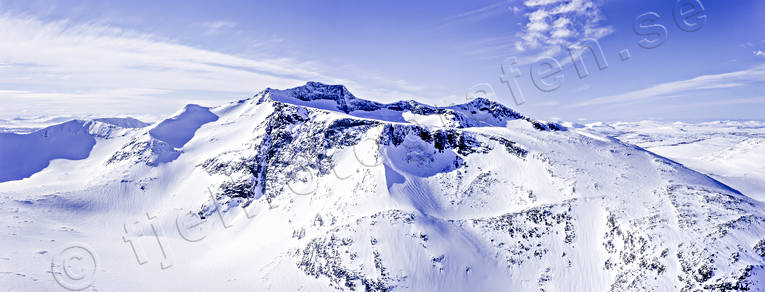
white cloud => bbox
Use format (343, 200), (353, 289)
(514, 0), (613, 59)
(447, 0), (611, 64)
(552, 17), (570, 28)
(524, 0), (567, 7)
(755, 50), (765, 57)
(550, 0), (596, 15)
(0, 13), (428, 119)
(571, 65), (765, 107)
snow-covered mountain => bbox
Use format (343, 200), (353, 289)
(1, 82), (765, 291)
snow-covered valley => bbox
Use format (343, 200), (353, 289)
(1, 82), (765, 291)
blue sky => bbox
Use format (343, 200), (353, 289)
(0, 0), (763, 121)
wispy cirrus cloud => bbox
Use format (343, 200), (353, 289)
(440, 2), (511, 27)
(571, 65), (765, 107)
(686, 96), (765, 107)
(0, 13), (430, 119)
(201, 20), (237, 34)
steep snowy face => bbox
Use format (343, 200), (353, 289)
(149, 104), (218, 148)
(107, 104), (219, 167)
(0, 118), (147, 182)
(2, 82), (765, 291)
(265, 81), (358, 113)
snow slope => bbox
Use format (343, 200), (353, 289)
(587, 120), (765, 202)
(1, 82), (765, 291)
(149, 104), (218, 148)
(0, 118), (149, 182)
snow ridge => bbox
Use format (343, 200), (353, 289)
(260, 81), (560, 129)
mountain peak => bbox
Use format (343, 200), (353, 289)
(259, 81), (356, 112)
(255, 81), (559, 129)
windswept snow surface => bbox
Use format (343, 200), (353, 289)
(0, 118), (150, 182)
(2, 82), (765, 291)
(149, 104), (219, 148)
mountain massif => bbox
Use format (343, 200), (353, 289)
(1, 82), (764, 291)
